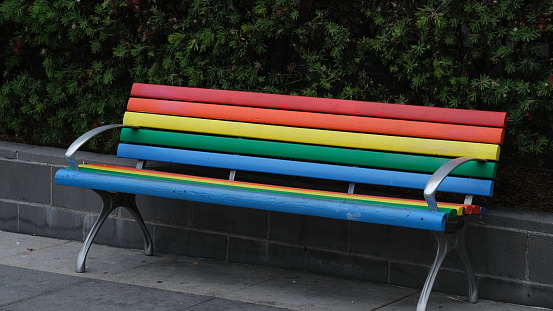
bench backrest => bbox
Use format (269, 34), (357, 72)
(120, 83), (507, 198)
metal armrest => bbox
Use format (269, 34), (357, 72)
(65, 124), (138, 170)
(424, 157), (486, 212)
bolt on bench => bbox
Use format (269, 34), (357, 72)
(55, 83), (507, 311)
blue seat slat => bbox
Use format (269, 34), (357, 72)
(55, 169), (448, 231)
(117, 144), (494, 197)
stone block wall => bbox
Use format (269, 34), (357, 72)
(1, 141), (552, 309)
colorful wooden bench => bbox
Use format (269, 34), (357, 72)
(55, 83), (507, 311)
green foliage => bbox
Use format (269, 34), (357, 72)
(364, 0), (553, 158)
(0, 0), (552, 161)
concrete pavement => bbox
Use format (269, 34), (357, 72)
(0, 230), (549, 311)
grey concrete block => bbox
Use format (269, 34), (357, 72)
(154, 225), (227, 261)
(389, 261), (427, 289)
(19, 204), (83, 241)
(350, 222), (435, 264)
(269, 212), (349, 251)
(17, 145), (69, 166)
(267, 242), (305, 271)
(305, 248), (388, 283)
(462, 224), (527, 279)
(228, 237), (268, 266)
(0, 141), (33, 159)
(389, 261), (470, 296)
(0, 201), (18, 232)
(192, 202), (268, 238)
(0, 160), (51, 204)
(133, 195), (191, 227)
(479, 206), (553, 235)
(83, 212), (153, 250)
(527, 232), (553, 284)
(478, 276), (553, 309)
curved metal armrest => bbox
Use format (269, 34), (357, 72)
(65, 124), (138, 170)
(424, 157), (486, 212)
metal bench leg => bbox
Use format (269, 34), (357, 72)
(454, 223), (478, 303)
(416, 218), (478, 311)
(120, 193), (153, 256)
(76, 191), (153, 273)
(76, 190), (118, 273)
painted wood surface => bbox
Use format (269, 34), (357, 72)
(123, 112), (501, 160)
(127, 98), (505, 144)
(56, 83), (507, 234)
(116, 144), (495, 196)
(55, 168), (449, 231)
(119, 128), (498, 178)
(77, 164), (470, 217)
(130, 83), (508, 128)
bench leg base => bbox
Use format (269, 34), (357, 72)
(122, 193), (154, 256)
(416, 217), (478, 311)
(76, 190), (153, 273)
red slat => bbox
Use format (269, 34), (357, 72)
(131, 83), (508, 128)
(127, 98), (505, 144)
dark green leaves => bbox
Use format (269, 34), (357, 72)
(0, 0), (551, 159)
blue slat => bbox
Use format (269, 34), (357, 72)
(117, 144), (494, 196)
(55, 169), (448, 231)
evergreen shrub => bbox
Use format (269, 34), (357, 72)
(0, 0), (552, 162)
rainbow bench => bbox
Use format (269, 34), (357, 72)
(55, 83), (507, 311)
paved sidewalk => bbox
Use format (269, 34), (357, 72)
(0, 230), (549, 311)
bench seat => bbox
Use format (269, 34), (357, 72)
(54, 83), (507, 311)
(58, 163), (484, 232)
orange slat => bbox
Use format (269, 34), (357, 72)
(127, 98), (505, 144)
(130, 83), (508, 128)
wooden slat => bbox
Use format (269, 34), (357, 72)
(120, 128), (498, 178)
(78, 164), (472, 217)
(127, 98), (505, 144)
(116, 144), (495, 196)
(123, 112), (501, 160)
(130, 83), (508, 128)
(56, 169), (449, 231)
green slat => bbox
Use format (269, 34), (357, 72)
(78, 166), (458, 217)
(119, 128), (496, 179)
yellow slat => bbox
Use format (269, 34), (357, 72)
(123, 112), (501, 160)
